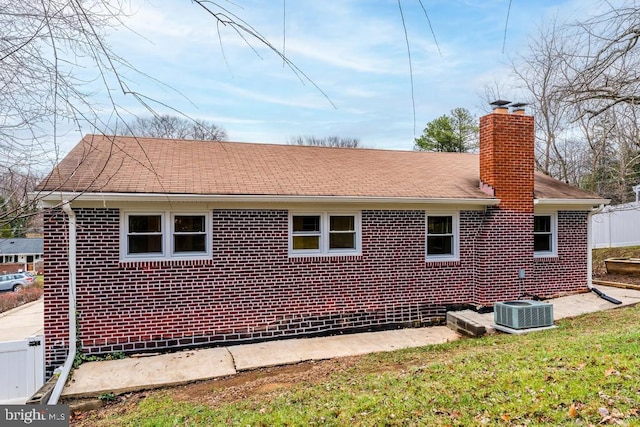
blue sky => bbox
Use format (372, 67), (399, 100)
(85, 0), (601, 152)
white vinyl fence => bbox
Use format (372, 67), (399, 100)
(0, 336), (44, 404)
(591, 202), (640, 248)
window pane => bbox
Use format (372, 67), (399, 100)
(427, 235), (453, 255)
(128, 235), (162, 254)
(174, 235), (206, 253)
(330, 232), (355, 249)
(330, 216), (354, 232)
(129, 215), (162, 233)
(293, 235), (319, 250)
(175, 215), (205, 233)
(428, 216), (452, 234)
(534, 216), (551, 233)
(293, 216), (320, 232)
(534, 234), (552, 252)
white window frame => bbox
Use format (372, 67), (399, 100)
(425, 212), (459, 262)
(534, 213), (557, 257)
(289, 212), (361, 257)
(121, 211), (212, 261)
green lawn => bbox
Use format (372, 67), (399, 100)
(76, 305), (640, 426)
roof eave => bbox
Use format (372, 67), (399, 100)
(34, 191), (501, 207)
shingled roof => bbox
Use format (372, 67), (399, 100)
(0, 238), (43, 255)
(36, 134), (602, 203)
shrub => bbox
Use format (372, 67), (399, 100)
(0, 285), (43, 314)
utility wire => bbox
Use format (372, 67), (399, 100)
(502, 0), (512, 54)
(417, 0), (442, 57)
(397, 0), (416, 135)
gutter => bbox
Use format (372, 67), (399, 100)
(34, 191), (502, 207)
(587, 204), (621, 305)
(48, 201), (77, 404)
(534, 198), (611, 211)
(534, 198), (610, 206)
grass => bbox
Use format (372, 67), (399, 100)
(78, 305), (640, 426)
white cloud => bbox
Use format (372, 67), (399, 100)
(93, 0), (604, 150)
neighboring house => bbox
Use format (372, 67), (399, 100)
(36, 106), (607, 377)
(591, 200), (640, 248)
(0, 238), (44, 274)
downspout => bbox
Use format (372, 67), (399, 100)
(587, 204), (604, 289)
(587, 204), (621, 305)
(48, 201), (77, 404)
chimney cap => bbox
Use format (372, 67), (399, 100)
(490, 100), (511, 107)
(510, 102), (528, 108)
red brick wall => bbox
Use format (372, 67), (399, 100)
(533, 211), (589, 295)
(43, 206), (588, 374)
(480, 111), (535, 212)
(43, 209), (72, 373)
(475, 207), (535, 304)
(44, 208), (486, 374)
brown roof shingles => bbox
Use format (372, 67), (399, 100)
(36, 135), (600, 202)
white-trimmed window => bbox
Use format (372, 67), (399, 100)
(289, 212), (360, 256)
(122, 212), (211, 260)
(426, 213), (459, 261)
(534, 213), (557, 257)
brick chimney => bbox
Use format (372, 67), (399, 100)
(479, 102), (535, 212)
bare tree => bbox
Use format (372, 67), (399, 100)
(511, 6), (640, 202)
(555, 3), (640, 117)
(512, 21), (573, 179)
(0, 1), (143, 231)
(0, 169), (41, 236)
(289, 136), (361, 148)
(2, 1), (270, 229)
(123, 115), (227, 141)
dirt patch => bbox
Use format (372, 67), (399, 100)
(70, 357), (364, 426)
(167, 358), (360, 407)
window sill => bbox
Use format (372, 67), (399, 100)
(288, 253), (362, 263)
(289, 250), (361, 258)
(425, 257), (460, 266)
(119, 257), (213, 270)
(534, 254), (559, 262)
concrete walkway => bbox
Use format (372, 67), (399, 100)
(0, 297), (43, 341)
(62, 327), (458, 398)
(59, 285), (640, 399)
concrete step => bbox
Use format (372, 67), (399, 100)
(446, 310), (495, 337)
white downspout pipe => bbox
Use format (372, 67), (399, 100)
(587, 204), (605, 289)
(48, 201), (77, 404)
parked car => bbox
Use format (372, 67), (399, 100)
(0, 273), (33, 292)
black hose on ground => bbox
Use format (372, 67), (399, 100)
(517, 292), (542, 301)
(591, 287), (622, 305)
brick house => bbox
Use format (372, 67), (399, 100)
(36, 106), (606, 376)
(0, 238), (44, 273)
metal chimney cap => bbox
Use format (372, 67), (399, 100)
(510, 102), (528, 108)
(490, 100), (511, 107)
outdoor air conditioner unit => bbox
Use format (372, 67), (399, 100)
(494, 300), (554, 330)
